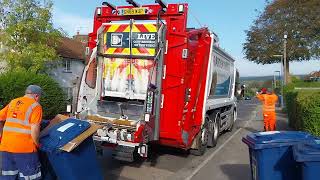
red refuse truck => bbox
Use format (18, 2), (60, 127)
(76, 1), (239, 162)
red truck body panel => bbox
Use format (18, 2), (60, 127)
(87, 3), (212, 149)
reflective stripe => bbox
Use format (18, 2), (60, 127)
(19, 171), (41, 180)
(6, 118), (29, 126)
(3, 126), (31, 134)
(264, 106), (275, 111)
(6, 101), (40, 125)
(24, 102), (40, 124)
(2, 170), (19, 176)
(4, 102), (39, 134)
(264, 108), (275, 111)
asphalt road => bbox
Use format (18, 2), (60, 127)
(98, 99), (260, 180)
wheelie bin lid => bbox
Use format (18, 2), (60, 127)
(293, 138), (320, 162)
(242, 131), (312, 150)
(40, 118), (90, 153)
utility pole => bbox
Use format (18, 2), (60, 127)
(272, 55), (284, 109)
(283, 31), (288, 85)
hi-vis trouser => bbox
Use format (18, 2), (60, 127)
(263, 107), (276, 131)
(1, 152), (41, 180)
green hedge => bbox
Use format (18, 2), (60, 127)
(0, 70), (67, 119)
(284, 84), (320, 136)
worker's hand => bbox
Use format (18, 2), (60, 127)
(35, 143), (42, 149)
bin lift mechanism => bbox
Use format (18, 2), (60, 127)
(90, 0), (168, 146)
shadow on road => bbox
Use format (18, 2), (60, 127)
(147, 144), (189, 167)
(220, 164), (251, 180)
(98, 144), (190, 180)
(243, 127), (260, 133)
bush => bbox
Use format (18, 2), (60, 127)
(0, 70), (67, 119)
(296, 91), (320, 136)
(284, 86), (320, 136)
(284, 90), (299, 128)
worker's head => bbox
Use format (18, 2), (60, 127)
(25, 85), (43, 102)
(267, 88), (273, 95)
(261, 88), (267, 94)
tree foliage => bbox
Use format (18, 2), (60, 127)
(0, 70), (67, 119)
(243, 0), (320, 64)
(0, 0), (62, 72)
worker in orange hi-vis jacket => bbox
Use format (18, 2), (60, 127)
(0, 85), (43, 180)
(256, 88), (279, 131)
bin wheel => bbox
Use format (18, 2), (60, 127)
(190, 116), (209, 156)
(208, 112), (220, 148)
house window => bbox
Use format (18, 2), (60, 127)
(64, 59), (72, 72)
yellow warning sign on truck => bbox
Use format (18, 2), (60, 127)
(102, 23), (157, 57)
(131, 23), (157, 57)
(103, 24), (131, 56)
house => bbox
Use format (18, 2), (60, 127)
(304, 71), (320, 82)
(0, 33), (88, 112)
(48, 37), (87, 112)
(73, 33), (89, 47)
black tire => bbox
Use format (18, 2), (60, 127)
(190, 116), (209, 156)
(207, 112), (220, 148)
(227, 109), (237, 132)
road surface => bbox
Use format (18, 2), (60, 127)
(98, 99), (261, 180)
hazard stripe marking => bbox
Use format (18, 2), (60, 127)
(144, 24), (157, 32)
(103, 23), (157, 56)
(106, 48), (117, 54)
(108, 24), (120, 33)
(135, 24), (149, 33)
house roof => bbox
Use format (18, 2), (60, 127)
(73, 34), (89, 41)
(57, 37), (85, 61)
(304, 71), (320, 80)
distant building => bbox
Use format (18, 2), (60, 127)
(73, 32), (89, 47)
(0, 33), (87, 112)
(48, 37), (86, 112)
(305, 71), (320, 82)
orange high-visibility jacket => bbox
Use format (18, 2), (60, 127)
(256, 93), (278, 112)
(0, 96), (42, 153)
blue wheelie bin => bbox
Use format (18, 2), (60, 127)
(293, 139), (320, 180)
(40, 118), (103, 180)
(242, 131), (313, 180)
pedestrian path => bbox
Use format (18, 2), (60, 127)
(190, 107), (289, 180)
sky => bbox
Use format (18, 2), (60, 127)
(52, 0), (320, 77)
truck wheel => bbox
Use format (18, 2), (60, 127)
(207, 112), (220, 148)
(190, 117), (209, 156)
(227, 109), (236, 132)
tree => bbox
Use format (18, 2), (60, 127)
(0, 0), (62, 73)
(243, 0), (320, 82)
(0, 70), (67, 119)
